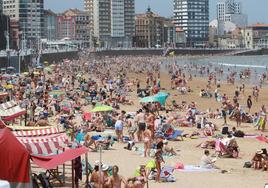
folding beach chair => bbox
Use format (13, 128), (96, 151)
(45, 168), (64, 186)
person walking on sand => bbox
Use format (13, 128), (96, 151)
(135, 109), (146, 142)
(155, 141), (165, 183)
(247, 95), (253, 112)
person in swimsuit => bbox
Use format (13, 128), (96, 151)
(155, 141), (164, 182)
(143, 129), (152, 157)
(126, 166), (147, 188)
(135, 109), (146, 142)
(115, 111), (126, 142)
(146, 111), (155, 140)
(109, 165), (126, 188)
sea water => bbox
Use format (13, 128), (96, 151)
(165, 55), (268, 86)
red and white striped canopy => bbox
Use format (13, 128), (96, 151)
(0, 105), (26, 120)
(13, 127), (62, 137)
(24, 141), (67, 155)
(16, 133), (69, 155)
(16, 133), (68, 143)
(0, 100), (16, 110)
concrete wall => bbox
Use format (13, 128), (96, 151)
(92, 48), (236, 57)
(0, 51), (79, 72)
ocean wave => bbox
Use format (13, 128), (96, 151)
(218, 63), (266, 69)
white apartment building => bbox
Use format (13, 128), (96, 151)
(173, 0), (209, 47)
(216, 0), (247, 28)
(86, 0), (134, 48)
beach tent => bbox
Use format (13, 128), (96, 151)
(0, 128), (31, 187)
(0, 128), (89, 187)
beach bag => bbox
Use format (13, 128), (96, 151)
(243, 161), (252, 168)
(221, 126), (229, 135)
(197, 123), (202, 129)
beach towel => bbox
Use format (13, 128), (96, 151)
(165, 130), (183, 140)
(176, 165), (217, 172)
(256, 136), (268, 143)
(76, 132), (85, 143)
(83, 112), (91, 121)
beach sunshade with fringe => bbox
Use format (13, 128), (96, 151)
(4, 84), (13, 89)
(48, 90), (66, 96)
(44, 67), (52, 73)
(33, 72), (40, 75)
(91, 105), (113, 112)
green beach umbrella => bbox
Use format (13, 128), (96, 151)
(140, 96), (158, 104)
(154, 92), (169, 106)
(91, 105), (113, 112)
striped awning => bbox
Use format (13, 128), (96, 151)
(0, 100), (17, 110)
(16, 133), (70, 155)
(24, 141), (67, 155)
(16, 133), (68, 143)
(0, 105), (26, 121)
(13, 127), (62, 137)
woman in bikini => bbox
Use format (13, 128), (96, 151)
(143, 129), (152, 157)
(146, 111), (155, 140)
(155, 141), (165, 182)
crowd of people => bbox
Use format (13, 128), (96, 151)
(1, 52), (268, 187)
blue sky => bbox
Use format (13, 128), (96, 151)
(45, 0), (268, 24)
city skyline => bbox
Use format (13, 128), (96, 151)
(45, 0), (268, 24)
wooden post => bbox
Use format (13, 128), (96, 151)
(71, 160), (74, 188)
(85, 152), (89, 185)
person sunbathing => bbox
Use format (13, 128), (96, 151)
(35, 119), (51, 127)
(163, 140), (177, 155)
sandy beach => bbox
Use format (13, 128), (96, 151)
(83, 71), (268, 188)
(3, 54), (268, 188)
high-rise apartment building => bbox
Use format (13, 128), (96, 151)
(173, 0), (209, 47)
(2, 0), (44, 45)
(85, 0), (134, 48)
(0, 0), (2, 14)
(43, 9), (57, 41)
(84, 0), (94, 37)
(216, 0), (247, 27)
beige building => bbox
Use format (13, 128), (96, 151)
(63, 9), (91, 47)
(241, 24), (268, 49)
(218, 28), (243, 48)
(134, 8), (165, 48)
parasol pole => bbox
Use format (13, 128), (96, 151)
(98, 144), (102, 188)
(71, 160), (74, 188)
(85, 152), (89, 185)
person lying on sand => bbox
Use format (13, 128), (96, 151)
(35, 119), (51, 127)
